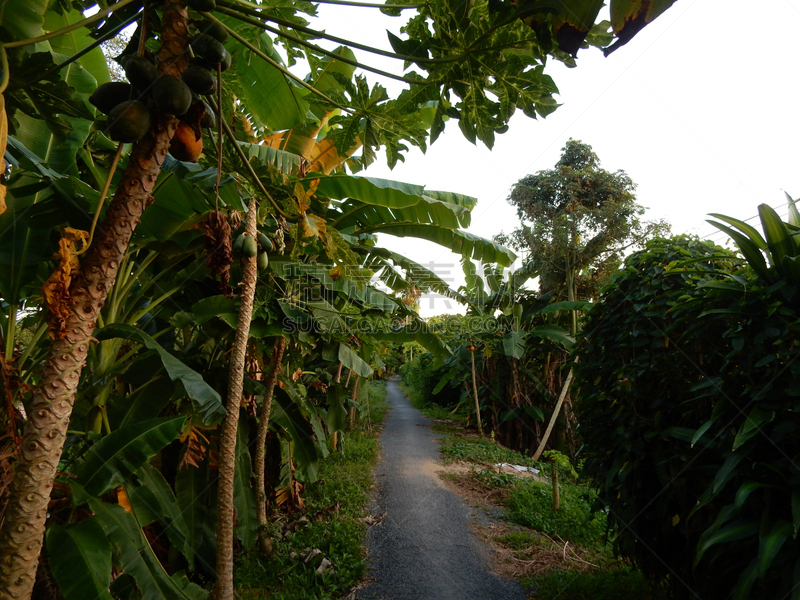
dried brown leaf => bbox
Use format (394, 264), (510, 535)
(42, 228), (89, 338)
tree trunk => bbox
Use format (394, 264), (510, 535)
(348, 376), (360, 430)
(214, 199), (258, 600)
(255, 336), (286, 554)
(0, 5), (187, 597)
(532, 362), (576, 461)
(470, 348), (483, 437)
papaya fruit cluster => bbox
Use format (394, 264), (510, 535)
(233, 231), (274, 272)
(88, 12), (230, 163)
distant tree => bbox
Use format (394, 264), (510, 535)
(497, 139), (668, 330)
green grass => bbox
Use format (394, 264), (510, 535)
(523, 567), (651, 600)
(439, 435), (538, 468)
(234, 381), (388, 600)
(505, 479), (607, 546)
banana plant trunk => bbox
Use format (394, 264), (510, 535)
(470, 348), (483, 437)
(255, 336), (286, 553)
(0, 4), (187, 597)
(348, 376), (360, 430)
(215, 199), (258, 600)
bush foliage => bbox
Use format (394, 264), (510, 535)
(575, 235), (800, 599)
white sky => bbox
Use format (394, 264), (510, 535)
(316, 2), (800, 316)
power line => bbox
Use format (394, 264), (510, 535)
(700, 198), (796, 245)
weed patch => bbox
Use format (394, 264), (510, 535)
(506, 479), (607, 546)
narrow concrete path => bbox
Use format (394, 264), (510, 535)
(358, 381), (527, 600)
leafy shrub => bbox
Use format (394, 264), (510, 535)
(575, 235), (800, 599)
(400, 352), (462, 407)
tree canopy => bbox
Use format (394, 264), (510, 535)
(498, 139), (669, 304)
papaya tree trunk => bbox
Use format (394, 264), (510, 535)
(255, 336), (286, 553)
(0, 5), (187, 597)
(215, 199), (258, 600)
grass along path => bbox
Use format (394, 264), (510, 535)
(235, 380), (389, 600)
(399, 381), (654, 600)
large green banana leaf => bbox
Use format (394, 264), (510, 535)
(268, 259), (398, 314)
(88, 498), (208, 600)
(233, 420), (258, 548)
(366, 323), (449, 357)
(359, 224), (516, 267)
(225, 20), (310, 132)
(46, 518), (113, 600)
(74, 415), (186, 497)
(333, 193), (472, 231)
(0, 0), (46, 40)
(359, 246), (467, 303)
(126, 463), (195, 571)
(175, 462), (216, 574)
(311, 173), (425, 209)
(271, 386), (319, 483)
(339, 343), (373, 377)
(95, 324), (226, 424)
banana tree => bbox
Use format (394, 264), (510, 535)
(0, 0), (682, 597)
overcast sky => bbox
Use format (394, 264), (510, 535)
(318, 2), (800, 316)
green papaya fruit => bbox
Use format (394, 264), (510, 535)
(106, 100), (151, 143)
(257, 251), (269, 271)
(233, 233), (246, 255)
(200, 100), (216, 129)
(122, 56), (158, 91)
(90, 82), (133, 115)
(182, 65), (216, 95)
(256, 232), (274, 252)
(152, 75), (193, 116)
(190, 34), (226, 65)
(242, 236), (258, 258)
(197, 20), (229, 43)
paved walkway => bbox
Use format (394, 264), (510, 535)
(358, 381), (527, 600)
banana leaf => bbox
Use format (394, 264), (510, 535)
(74, 415), (186, 497)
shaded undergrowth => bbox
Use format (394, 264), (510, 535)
(234, 381), (388, 600)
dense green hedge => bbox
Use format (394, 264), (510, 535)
(575, 236), (800, 599)
(399, 353), (462, 407)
